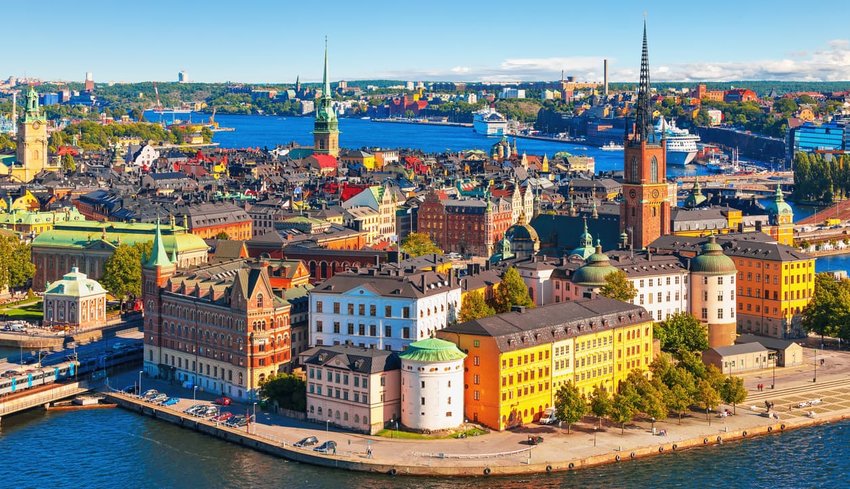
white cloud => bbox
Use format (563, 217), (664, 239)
(372, 40), (850, 82)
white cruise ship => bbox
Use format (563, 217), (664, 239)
(473, 109), (507, 136)
(655, 116), (699, 166)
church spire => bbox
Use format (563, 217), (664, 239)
(145, 217), (172, 268)
(24, 85), (43, 122)
(322, 36), (331, 100)
(634, 20), (655, 144)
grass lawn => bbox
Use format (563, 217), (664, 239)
(374, 426), (488, 440)
(0, 301), (43, 320)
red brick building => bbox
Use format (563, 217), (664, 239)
(724, 88), (758, 103)
(417, 190), (513, 257)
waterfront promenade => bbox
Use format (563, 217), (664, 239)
(103, 348), (850, 477)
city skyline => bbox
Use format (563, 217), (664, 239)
(4, 0), (850, 84)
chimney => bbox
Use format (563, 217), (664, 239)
(603, 59), (609, 97)
(420, 274), (426, 291)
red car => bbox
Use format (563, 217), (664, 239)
(214, 396), (232, 406)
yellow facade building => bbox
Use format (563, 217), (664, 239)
(0, 207), (87, 235)
(3, 86), (61, 183)
(438, 297), (654, 431)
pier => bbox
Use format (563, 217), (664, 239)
(0, 381), (91, 422)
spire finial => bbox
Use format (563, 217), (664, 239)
(323, 36), (331, 100)
(634, 18), (655, 144)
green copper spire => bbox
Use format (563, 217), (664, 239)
(313, 36), (338, 135)
(145, 217), (172, 268)
(24, 85), (44, 123)
(322, 36), (331, 101)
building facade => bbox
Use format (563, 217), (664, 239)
(398, 338), (466, 432)
(143, 224), (292, 401)
(43, 267), (107, 330)
(313, 41), (340, 157)
(417, 190), (513, 257)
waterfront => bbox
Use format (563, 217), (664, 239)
(0, 407), (846, 489)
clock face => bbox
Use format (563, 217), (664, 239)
(629, 189), (637, 199)
(651, 189), (660, 199)
(32, 121), (40, 130)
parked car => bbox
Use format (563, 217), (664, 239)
(294, 436), (319, 448)
(214, 396), (232, 406)
(202, 406), (219, 418)
(538, 407), (558, 425)
(313, 441), (337, 454)
(225, 415), (245, 427)
(162, 397), (180, 406)
(213, 412), (233, 423)
(149, 393), (168, 404)
(142, 389), (159, 400)
(184, 404), (205, 415)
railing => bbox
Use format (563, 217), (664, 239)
(413, 446), (536, 459)
(0, 382), (90, 417)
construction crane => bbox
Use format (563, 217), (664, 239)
(153, 82), (163, 112)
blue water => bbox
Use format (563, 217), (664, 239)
(0, 407), (845, 489)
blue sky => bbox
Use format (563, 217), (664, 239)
(5, 0), (850, 83)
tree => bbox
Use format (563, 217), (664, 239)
(720, 376), (747, 415)
(666, 384), (692, 424)
(491, 266), (534, 313)
(101, 242), (151, 304)
(695, 379), (721, 421)
(598, 270), (637, 303)
(654, 312), (709, 354)
(458, 290), (495, 323)
(589, 385), (612, 428)
(0, 237), (36, 290)
(214, 231), (230, 240)
(554, 382), (587, 434)
(259, 373), (306, 412)
(802, 273), (850, 341)
(61, 154), (76, 173)
(610, 391), (637, 434)
(400, 232), (442, 257)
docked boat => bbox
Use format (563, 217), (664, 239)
(473, 109), (508, 136)
(655, 116), (699, 166)
(601, 141), (624, 151)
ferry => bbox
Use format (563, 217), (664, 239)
(655, 116), (699, 166)
(601, 141), (624, 151)
(473, 109), (508, 136)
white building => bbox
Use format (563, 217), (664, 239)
(500, 88), (526, 99)
(340, 183), (398, 243)
(309, 267), (461, 352)
(43, 266), (107, 330)
(399, 338), (466, 431)
(689, 235), (738, 348)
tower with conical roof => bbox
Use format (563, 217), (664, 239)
(621, 20), (670, 249)
(142, 218), (177, 378)
(313, 37), (340, 157)
(764, 184), (794, 245)
(14, 85), (51, 182)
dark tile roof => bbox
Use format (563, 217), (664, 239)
(442, 297), (649, 352)
(311, 267), (458, 299)
(300, 345), (400, 374)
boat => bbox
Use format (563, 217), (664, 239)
(601, 141), (624, 151)
(655, 116), (699, 165)
(473, 109), (508, 136)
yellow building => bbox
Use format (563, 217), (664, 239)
(0, 207), (88, 235)
(4, 86), (61, 183)
(0, 190), (41, 212)
(438, 297), (654, 431)
(340, 150), (377, 171)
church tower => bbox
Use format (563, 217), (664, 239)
(313, 38), (340, 157)
(14, 85), (49, 183)
(621, 22), (670, 249)
(142, 218), (177, 378)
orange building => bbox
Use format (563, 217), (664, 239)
(177, 203), (253, 241)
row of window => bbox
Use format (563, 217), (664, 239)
(308, 367), (371, 389)
(308, 384), (370, 404)
(638, 291), (685, 305)
(701, 308), (736, 320)
(739, 272), (811, 285)
(316, 321), (412, 339)
(739, 288), (811, 301)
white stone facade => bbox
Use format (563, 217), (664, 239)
(400, 357), (465, 431)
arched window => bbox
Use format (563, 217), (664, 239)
(630, 157), (638, 182)
(257, 293), (264, 308)
(650, 156), (659, 183)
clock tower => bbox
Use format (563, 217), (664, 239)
(621, 22), (670, 249)
(313, 38), (340, 157)
(14, 85), (51, 183)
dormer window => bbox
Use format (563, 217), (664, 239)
(257, 293), (264, 308)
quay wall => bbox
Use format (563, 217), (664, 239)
(106, 392), (850, 477)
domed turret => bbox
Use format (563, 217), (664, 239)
(690, 235), (736, 275)
(763, 184), (793, 225)
(683, 178), (708, 208)
(572, 239), (618, 286)
(569, 217), (596, 260)
(503, 212), (539, 260)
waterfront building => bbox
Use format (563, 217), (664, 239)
(308, 266), (461, 352)
(650, 233), (814, 339)
(398, 338), (466, 432)
(702, 343), (770, 374)
(790, 121), (846, 155)
(735, 334), (803, 367)
(43, 267), (107, 330)
(438, 297), (654, 431)
(284, 284), (313, 364)
(301, 345), (400, 434)
(621, 24), (671, 249)
(689, 236), (738, 348)
(313, 40), (340, 157)
(31, 219), (209, 290)
(143, 226), (292, 401)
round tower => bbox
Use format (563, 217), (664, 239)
(399, 338), (466, 432)
(689, 235), (737, 348)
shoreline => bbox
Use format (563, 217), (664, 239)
(103, 390), (850, 477)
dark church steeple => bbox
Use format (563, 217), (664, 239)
(632, 20), (656, 145)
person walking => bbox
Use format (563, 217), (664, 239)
(367, 446), (372, 459)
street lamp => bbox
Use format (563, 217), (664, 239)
(594, 427), (598, 447)
(772, 360), (776, 390)
(326, 419), (330, 434)
(813, 348), (818, 383)
(707, 407), (711, 426)
(650, 417), (656, 435)
(193, 386), (198, 402)
(138, 370), (143, 397)
(253, 402), (257, 434)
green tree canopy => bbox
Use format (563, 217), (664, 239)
(589, 385), (612, 428)
(610, 390), (638, 434)
(599, 270), (637, 303)
(0, 237), (36, 290)
(259, 373), (306, 412)
(61, 154), (76, 173)
(214, 231), (230, 240)
(400, 232), (442, 257)
(101, 242), (152, 302)
(695, 379), (721, 420)
(491, 266), (534, 313)
(458, 290), (495, 323)
(654, 312), (709, 354)
(802, 273), (850, 341)
(720, 376), (748, 414)
(554, 381), (587, 433)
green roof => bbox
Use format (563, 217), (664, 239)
(45, 267), (106, 297)
(690, 235), (736, 275)
(572, 243), (618, 286)
(146, 219), (172, 268)
(31, 221), (208, 254)
(398, 338), (466, 363)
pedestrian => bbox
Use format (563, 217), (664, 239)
(367, 446), (372, 459)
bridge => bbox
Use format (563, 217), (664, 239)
(798, 199), (850, 226)
(0, 380), (91, 422)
